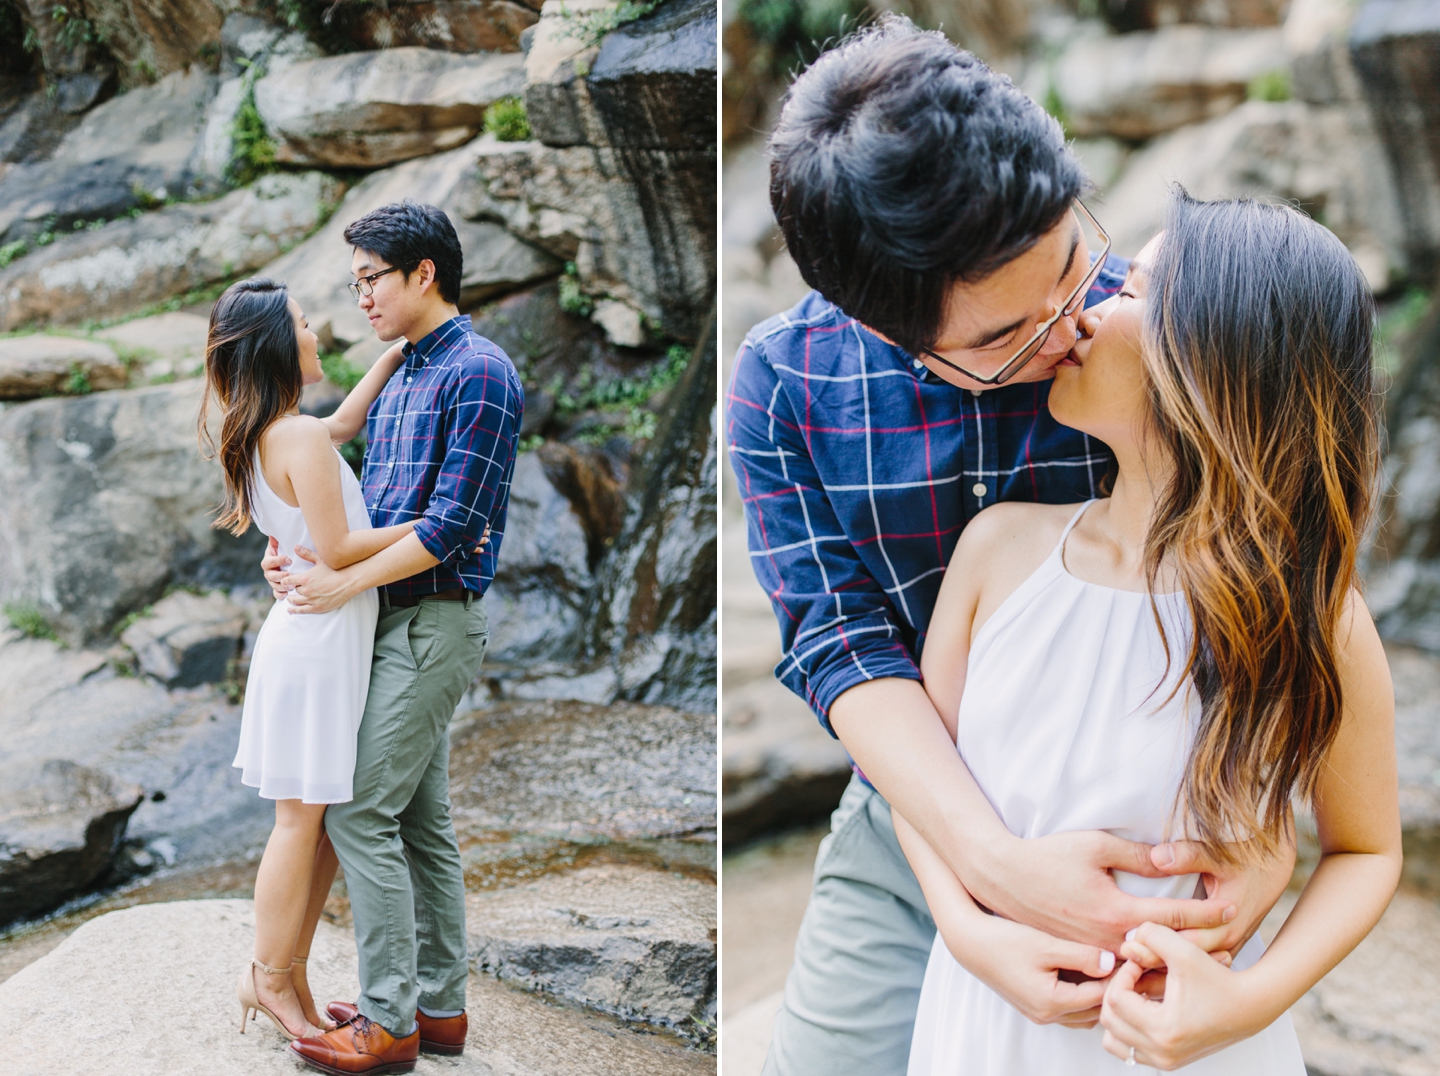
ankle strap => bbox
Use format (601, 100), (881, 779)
(253, 958), (292, 976)
(291, 957), (307, 965)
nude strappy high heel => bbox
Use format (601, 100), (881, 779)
(237, 958), (321, 1040)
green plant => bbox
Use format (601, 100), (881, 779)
(558, 262), (593, 317)
(5, 603), (57, 642)
(1247, 69), (1292, 102)
(555, 0), (667, 50)
(0, 241), (27, 269)
(338, 435), (366, 473)
(130, 182), (168, 210)
(228, 62), (277, 188)
(518, 433), (544, 452)
(321, 352), (366, 393)
(1376, 287), (1432, 375)
(484, 96), (531, 142)
(114, 604), (154, 636)
(50, 3), (104, 51)
(733, 0), (868, 81)
(64, 362), (92, 395)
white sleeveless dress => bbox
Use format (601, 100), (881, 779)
(232, 448), (380, 804)
(907, 501), (1305, 1075)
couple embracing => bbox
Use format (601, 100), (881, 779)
(729, 19), (1401, 1074)
(199, 201), (521, 1074)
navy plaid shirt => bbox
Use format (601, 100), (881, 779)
(362, 315), (522, 598)
(725, 253), (1128, 733)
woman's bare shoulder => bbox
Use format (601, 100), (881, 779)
(955, 501), (1082, 567)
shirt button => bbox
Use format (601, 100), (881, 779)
(912, 359), (924, 369)
(971, 389), (983, 398)
(405, 376), (412, 383)
(972, 483), (987, 497)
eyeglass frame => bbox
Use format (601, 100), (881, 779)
(347, 265), (402, 302)
(917, 199), (1112, 387)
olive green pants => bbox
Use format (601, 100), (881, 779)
(325, 594), (489, 1037)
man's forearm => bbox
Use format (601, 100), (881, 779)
(829, 677), (1016, 898)
(338, 532), (441, 592)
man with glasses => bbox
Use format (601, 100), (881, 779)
(726, 19), (1292, 1075)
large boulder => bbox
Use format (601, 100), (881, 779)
(253, 48), (526, 169)
(0, 379), (266, 645)
(1051, 25), (1287, 140)
(469, 864), (716, 1029)
(119, 589), (248, 688)
(0, 756), (144, 926)
(0, 171), (343, 331)
(1349, 0), (1440, 285)
(256, 140), (560, 350)
(1285, 0), (1366, 104)
(0, 336), (128, 399)
(1097, 100), (1406, 289)
(325, 0), (541, 53)
(94, 311), (211, 383)
(0, 66), (217, 248)
(85, 0), (226, 88)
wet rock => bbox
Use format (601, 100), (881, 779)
(584, 317), (716, 712)
(0, 900), (715, 1074)
(85, 0), (225, 88)
(525, 0), (717, 151)
(253, 48), (526, 169)
(326, 0), (541, 54)
(537, 440), (626, 568)
(1093, 0), (1289, 32)
(1350, 0), (1440, 284)
(0, 90), (81, 166)
(468, 863), (715, 1028)
(53, 66), (117, 116)
(94, 310), (210, 382)
(0, 170), (342, 331)
(0, 379), (266, 645)
(448, 698), (716, 847)
(1052, 25), (1287, 140)
(0, 336), (128, 399)
(119, 590), (247, 688)
(11, 0), (95, 83)
(0, 66), (217, 248)
(257, 139), (557, 350)
(0, 758), (145, 925)
(1098, 100), (1405, 289)
(722, 677), (851, 849)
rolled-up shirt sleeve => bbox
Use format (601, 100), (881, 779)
(726, 338), (920, 735)
(413, 353), (521, 566)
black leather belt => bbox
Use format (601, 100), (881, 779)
(381, 588), (471, 607)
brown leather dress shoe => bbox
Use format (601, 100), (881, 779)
(327, 1001), (467, 1056)
(289, 1014), (419, 1075)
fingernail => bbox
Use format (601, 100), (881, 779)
(1223, 904), (1237, 922)
(1153, 844), (1175, 868)
(1125, 928), (1137, 942)
(1099, 950), (1115, 974)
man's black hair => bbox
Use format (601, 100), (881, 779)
(769, 17), (1085, 357)
(343, 200), (464, 306)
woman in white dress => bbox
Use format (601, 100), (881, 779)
(900, 191), (1401, 1073)
(200, 278), (413, 1040)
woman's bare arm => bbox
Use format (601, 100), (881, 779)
(320, 341), (406, 445)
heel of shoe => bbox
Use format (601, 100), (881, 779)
(239, 1003), (253, 1034)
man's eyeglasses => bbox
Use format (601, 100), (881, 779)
(347, 266), (401, 301)
(919, 200), (1112, 386)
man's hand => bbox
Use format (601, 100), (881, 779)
(280, 545), (354, 615)
(1150, 835), (1296, 957)
(959, 914), (1118, 1029)
(971, 830), (1238, 952)
(262, 536), (293, 601)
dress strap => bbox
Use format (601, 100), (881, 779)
(1054, 500), (1095, 555)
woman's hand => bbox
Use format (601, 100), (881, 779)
(959, 914), (1117, 1029)
(1100, 923), (1263, 1069)
(262, 536), (292, 600)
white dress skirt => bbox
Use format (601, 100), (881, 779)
(232, 448), (379, 804)
(907, 502), (1306, 1075)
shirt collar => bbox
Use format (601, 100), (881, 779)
(401, 314), (471, 367)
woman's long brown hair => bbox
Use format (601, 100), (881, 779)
(1144, 190), (1379, 863)
(198, 278), (303, 535)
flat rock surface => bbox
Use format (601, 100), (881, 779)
(95, 311), (210, 381)
(0, 899), (713, 1075)
(0, 334), (127, 398)
(469, 863), (716, 1027)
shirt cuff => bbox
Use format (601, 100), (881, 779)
(775, 614), (922, 736)
(413, 517), (474, 566)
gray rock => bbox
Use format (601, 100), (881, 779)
(468, 864), (716, 1028)
(1052, 25), (1287, 140)
(1385, 643), (1440, 836)
(0, 170), (343, 331)
(119, 590), (247, 688)
(0, 90), (81, 166)
(0, 757), (144, 925)
(0, 336), (128, 399)
(325, 0), (541, 54)
(0, 900), (716, 1074)
(1098, 100), (1406, 290)
(85, 0), (226, 88)
(1285, 0), (1366, 104)
(869, 0), (1032, 60)
(256, 140), (557, 350)
(1350, 0), (1440, 284)
(54, 66), (117, 116)
(0, 66), (218, 248)
(253, 48), (526, 169)
(94, 310), (211, 382)
(0, 379), (267, 646)
(1091, 0), (1288, 32)
(10, 0), (93, 82)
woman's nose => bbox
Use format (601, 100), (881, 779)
(1075, 299), (1112, 340)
